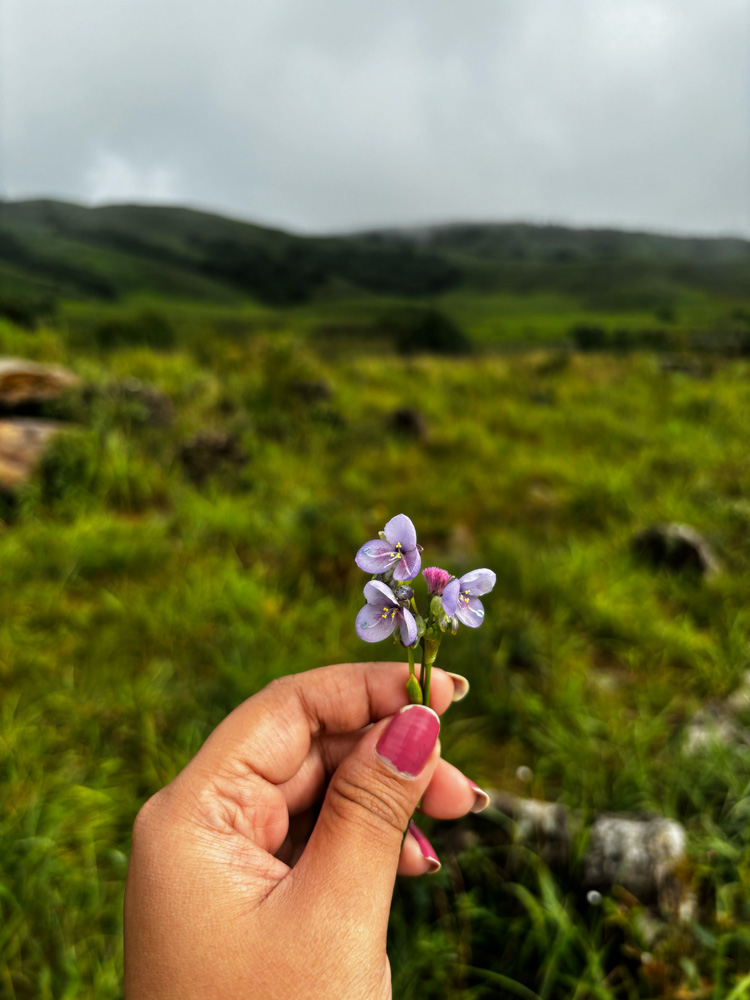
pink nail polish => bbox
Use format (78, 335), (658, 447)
(408, 821), (441, 873)
(376, 704), (440, 776)
(468, 780), (490, 813)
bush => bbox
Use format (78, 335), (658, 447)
(383, 308), (473, 355)
(0, 292), (56, 329)
(571, 324), (609, 351)
(93, 310), (176, 351)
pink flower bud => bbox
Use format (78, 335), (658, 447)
(422, 566), (451, 596)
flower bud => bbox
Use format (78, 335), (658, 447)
(405, 674), (423, 704)
(423, 566), (452, 596)
(430, 594), (444, 618)
(415, 614), (426, 637)
(394, 585), (414, 607)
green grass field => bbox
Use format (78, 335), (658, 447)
(3, 299), (750, 998)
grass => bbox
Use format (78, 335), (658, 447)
(2, 312), (750, 997)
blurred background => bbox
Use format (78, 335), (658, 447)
(1, 2), (750, 997)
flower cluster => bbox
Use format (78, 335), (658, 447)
(355, 514), (495, 706)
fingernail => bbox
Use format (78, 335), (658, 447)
(408, 821), (441, 873)
(446, 672), (470, 702)
(467, 779), (490, 813)
(376, 704), (440, 776)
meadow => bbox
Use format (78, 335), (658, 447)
(2, 202), (750, 998)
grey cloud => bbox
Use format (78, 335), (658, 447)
(3, 0), (749, 235)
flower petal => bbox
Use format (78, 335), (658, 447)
(398, 607), (418, 646)
(455, 596), (485, 628)
(442, 578), (459, 617)
(356, 603), (398, 642)
(459, 568), (496, 597)
(356, 539), (400, 574)
(384, 513), (417, 551)
(364, 579), (397, 606)
(393, 545), (421, 581)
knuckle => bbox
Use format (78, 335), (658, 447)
(327, 765), (413, 838)
(265, 675), (295, 698)
(131, 789), (168, 846)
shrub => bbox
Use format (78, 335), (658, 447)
(383, 308), (473, 355)
(93, 310), (176, 351)
(0, 292), (56, 329)
(571, 324), (609, 351)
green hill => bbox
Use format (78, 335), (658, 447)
(1, 199), (749, 347)
(0, 199), (459, 305)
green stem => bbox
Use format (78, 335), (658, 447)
(422, 636), (441, 708)
(407, 645), (415, 679)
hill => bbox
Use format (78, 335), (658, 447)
(1, 199), (749, 346)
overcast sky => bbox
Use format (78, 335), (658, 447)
(2, 0), (749, 235)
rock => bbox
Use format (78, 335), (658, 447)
(179, 430), (247, 485)
(682, 709), (743, 755)
(724, 671), (750, 716)
(491, 792), (572, 868)
(633, 523), (721, 577)
(114, 378), (174, 427)
(0, 419), (65, 490)
(0, 359), (80, 412)
(682, 672), (750, 755)
(583, 815), (686, 908)
(390, 407), (427, 438)
(453, 792), (689, 916)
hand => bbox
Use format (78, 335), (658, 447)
(124, 661), (487, 999)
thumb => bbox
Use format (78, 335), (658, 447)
(292, 704), (441, 929)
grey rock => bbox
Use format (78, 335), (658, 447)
(491, 792), (573, 868)
(682, 672), (750, 755)
(633, 523), (721, 577)
(458, 792), (690, 917)
(583, 815), (686, 905)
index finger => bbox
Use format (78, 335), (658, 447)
(186, 661), (459, 788)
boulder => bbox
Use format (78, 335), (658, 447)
(0, 419), (65, 490)
(491, 792), (573, 868)
(0, 359), (80, 412)
(449, 792), (690, 917)
(583, 815), (686, 907)
(682, 672), (750, 756)
(633, 523), (720, 577)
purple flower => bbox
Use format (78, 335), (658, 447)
(442, 569), (496, 629)
(356, 580), (418, 645)
(355, 513), (421, 582)
(422, 566), (451, 596)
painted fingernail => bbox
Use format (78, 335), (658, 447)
(408, 821), (441, 873)
(446, 672), (470, 702)
(376, 704), (440, 776)
(468, 780), (490, 813)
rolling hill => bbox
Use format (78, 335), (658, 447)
(0, 199), (749, 346)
